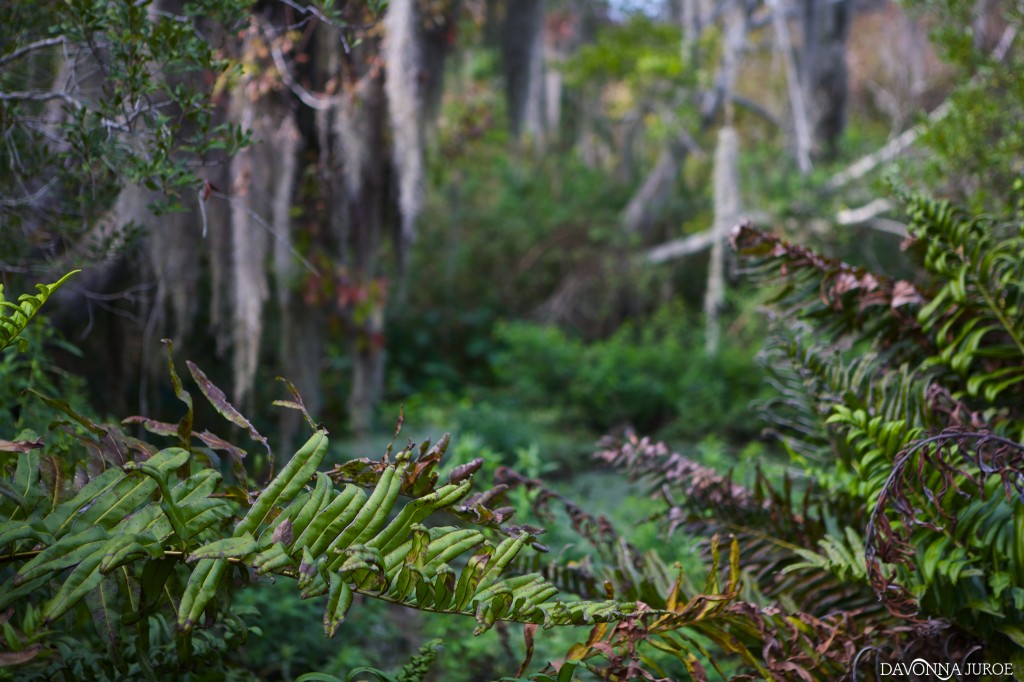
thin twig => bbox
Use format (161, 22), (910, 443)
(276, 0), (352, 53)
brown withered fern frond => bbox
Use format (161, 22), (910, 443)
(594, 433), (887, 619)
(490, 457), (883, 679)
(730, 222), (928, 356)
(562, 536), (888, 681)
(865, 429), (1024, 620)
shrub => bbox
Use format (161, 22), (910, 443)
(491, 307), (765, 440)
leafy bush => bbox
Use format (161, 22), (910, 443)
(490, 308), (765, 440)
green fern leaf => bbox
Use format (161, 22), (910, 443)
(0, 271), (79, 352)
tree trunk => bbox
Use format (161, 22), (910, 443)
(335, 53), (388, 435)
(801, 0), (852, 159)
(768, 0), (812, 173)
(545, 11), (571, 145)
(704, 1), (746, 356)
(503, 0), (545, 148)
(704, 125), (740, 356)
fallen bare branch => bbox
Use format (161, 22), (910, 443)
(644, 230), (714, 264)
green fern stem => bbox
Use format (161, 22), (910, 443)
(973, 278), (1024, 358)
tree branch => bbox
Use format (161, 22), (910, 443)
(620, 134), (693, 237)
(0, 90), (82, 106)
(835, 199), (908, 237)
(826, 24), (1018, 191)
(0, 36), (65, 68)
(644, 230), (715, 264)
(824, 107), (945, 191)
(276, 0), (352, 52)
(270, 42), (342, 111)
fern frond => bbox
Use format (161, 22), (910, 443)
(4, 351), (960, 679)
(784, 527), (869, 582)
(734, 207), (1024, 653)
(0, 271), (78, 353)
(593, 433), (887, 621)
(865, 429), (1024, 630)
(731, 223), (926, 355)
(905, 194), (1024, 403)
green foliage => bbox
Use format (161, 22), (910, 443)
(0, 0), (248, 261)
(491, 311), (764, 439)
(8, 2), (1024, 677)
(564, 16), (690, 92)
(294, 638), (444, 682)
(2, 608), (260, 682)
(0, 347), (666, 678)
(0, 322), (92, 453)
(411, 148), (630, 316)
(904, 194), (1024, 404)
(0, 272), (77, 353)
(899, 1), (1024, 211)
(0, 337), (898, 680)
(725, 188), (1024, 663)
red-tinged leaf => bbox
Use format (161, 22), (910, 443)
(274, 377), (317, 430)
(0, 439), (42, 452)
(448, 457), (483, 485)
(55, 415), (157, 470)
(122, 416), (179, 437)
(891, 280), (923, 307)
(0, 645), (42, 667)
(194, 430), (249, 486)
(517, 623), (538, 678)
(161, 339), (193, 448)
(272, 519), (294, 546)
(397, 433), (449, 496)
(187, 361), (270, 455)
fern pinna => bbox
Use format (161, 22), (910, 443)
(0, 271), (78, 353)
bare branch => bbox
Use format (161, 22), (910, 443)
(0, 90), (83, 106)
(620, 130), (703, 236)
(276, 0), (351, 52)
(824, 107), (944, 191)
(729, 94), (780, 128)
(0, 36), (66, 68)
(826, 24), (1018, 191)
(644, 230), (715, 264)
(269, 42), (342, 112)
(767, 0), (812, 174)
(0, 179), (56, 208)
(836, 199), (896, 226)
